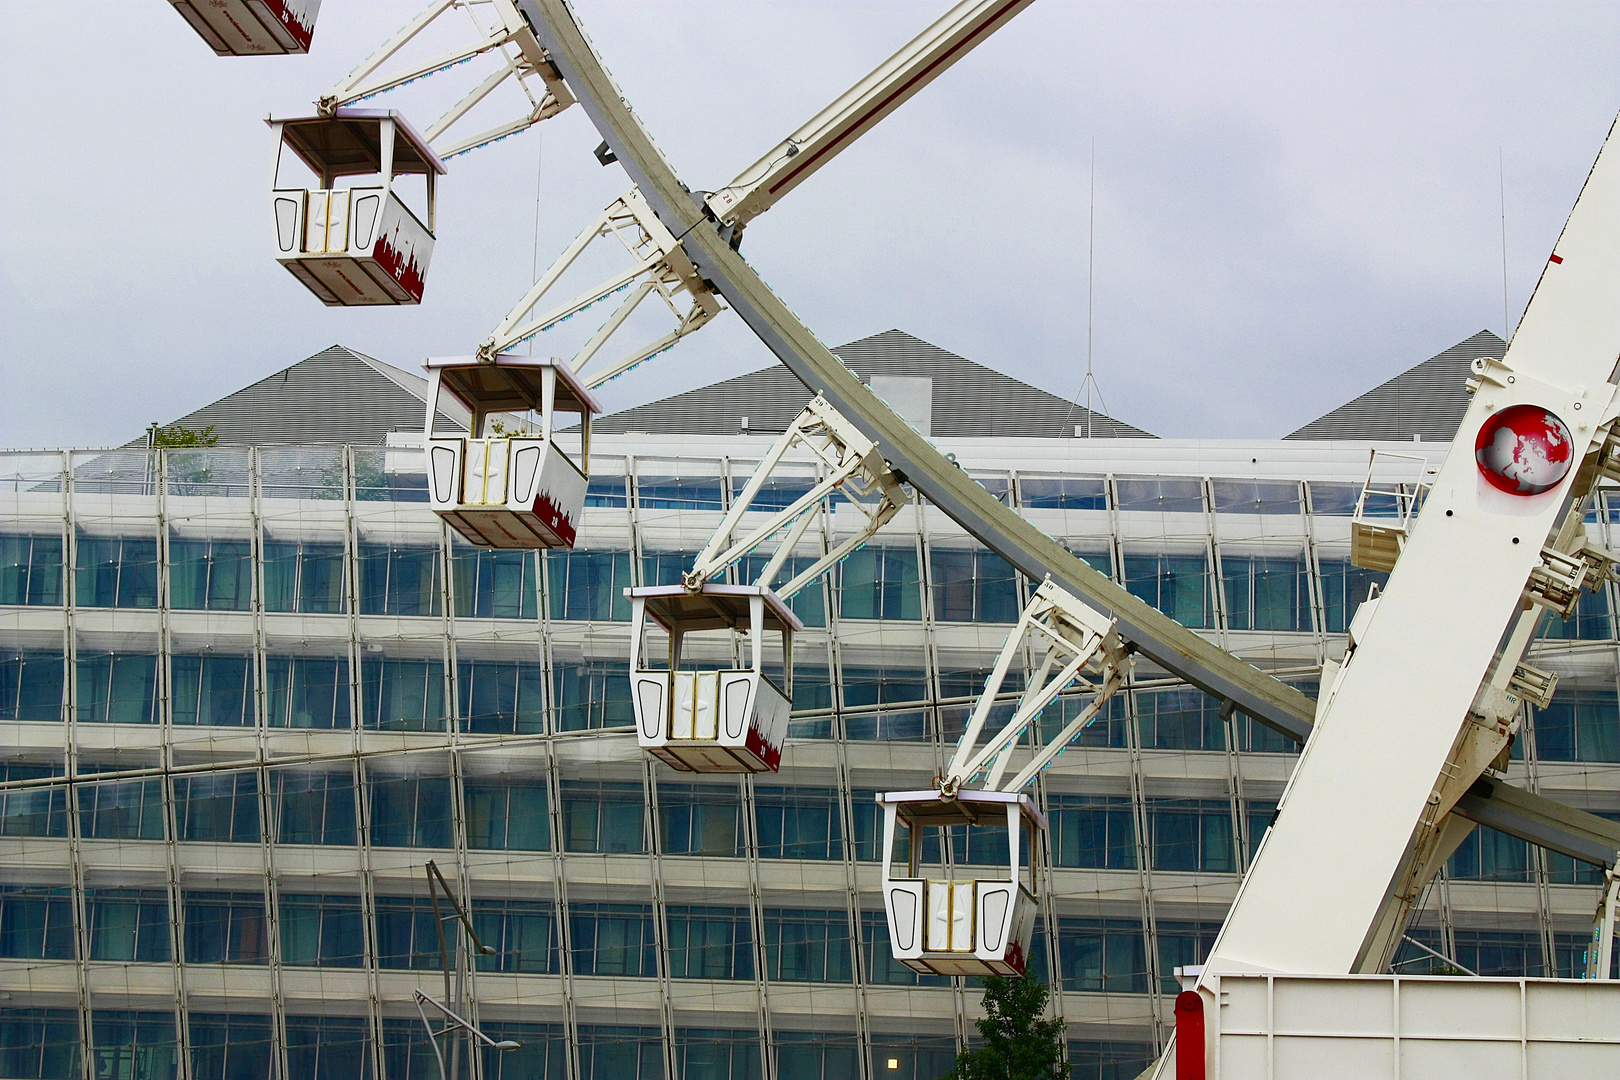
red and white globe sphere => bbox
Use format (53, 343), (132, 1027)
(1474, 404), (1574, 496)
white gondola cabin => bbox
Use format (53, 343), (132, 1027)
(269, 110), (444, 305)
(424, 354), (600, 549)
(629, 584), (801, 773)
(171, 0), (320, 55)
(879, 789), (1042, 978)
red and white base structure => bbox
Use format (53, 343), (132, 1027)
(171, 0), (319, 56)
(629, 585), (800, 774)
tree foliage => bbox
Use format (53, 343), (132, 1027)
(149, 422), (219, 448)
(944, 975), (1066, 1080)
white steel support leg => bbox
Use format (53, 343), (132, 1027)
(1589, 870), (1619, 979)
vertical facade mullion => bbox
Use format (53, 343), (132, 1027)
(62, 450), (95, 1080)
(1123, 683), (1162, 1051)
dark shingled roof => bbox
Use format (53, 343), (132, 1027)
(1286, 331), (1505, 442)
(142, 345), (465, 447)
(593, 329), (1154, 438)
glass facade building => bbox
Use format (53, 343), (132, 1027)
(3, 419), (1618, 1080)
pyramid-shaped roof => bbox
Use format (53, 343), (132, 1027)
(594, 329), (1153, 438)
(1286, 330), (1504, 441)
(143, 345), (466, 447)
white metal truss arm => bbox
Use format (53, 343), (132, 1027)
(682, 396), (909, 593)
(941, 579), (1129, 794)
(705, 0), (1035, 230)
(318, 0), (574, 157)
(477, 188), (723, 387)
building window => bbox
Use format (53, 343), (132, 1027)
(482, 1023), (566, 1080)
(0, 1008), (80, 1080)
(78, 778), (165, 840)
(764, 908), (854, 983)
(561, 780), (645, 854)
(553, 659), (633, 731)
(546, 551), (631, 622)
(361, 657), (447, 733)
(859, 911), (948, 986)
(89, 1011), (178, 1080)
(576, 1025), (663, 1080)
(75, 653), (159, 725)
(1156, 921), (1220, 994)
(659, 782), (743, 857)
(0, 887), (74, 960)
(358, 541), (442, 617)
(675, 1028), (762, 1080)
(367, 773), (454, 849)
(1121, 552), (1213, 629)
(838, 546), (921, 621)
(272, 767), (358, 846)
(930, 548), (1019, 624)
(638, 473), (724, 511)
(1048, 795), (1136, 870)
(1534, 688), (1620, 763)
(1221, 554), (1310, 632)
(1244, 800), (1278, 863)
(1147, 798), (1236, 873)
(380, 1017), (450, 1080)
(457, 659), (546, 734)
(1452, 929), (1546, 978)
(375, 896), (446, 971)
(1115, 478), (1203, 514)
(87, 889), (171, 962)
(665, 905), (753, 980)
(265, 656), (351, 729)
(75, 535), (158, 609)
(171, 654), (254, 727)
(1136, 687), (1223, 751)
(773, 1030), (861, 1080)
(473, 899), (559, 974)
(175, 772), (260, 843)
(286, 1016), (374, 1080)
(0, 652), (64, 722)
(1318, 559), (1387, 634)
(1210, 480), (1301, 516)
(263, 539), (346, 614)
(279, 893), (365, 968)
(868, 1035), (959, 1080)
(640, 549), (701, 588)
(452, 544), (539, 619)
(569, 904), (658, 977)
(0, 533), (64, 606)
(1036, 693), (1128, 750)
(464, 777), (550, 851)
(840, 663), (928, 711)
(182, 891), (268, 965)
(1068, 1041), (1157, 1080)
(1232, 713), (1297, 754)
(188, 1013), (273, 1080)
(168, 538), (252, 612)
(1447, 825), (1534, 883)
(755, 787), (843, 860)
(1057, 917), (1150, 994)
(1019, 475), (1107, 510)
(585, 475), (629, 508)
(740, 553), (826, 628)
(0, 765), (67, 838)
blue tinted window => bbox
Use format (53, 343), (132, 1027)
(457, 659), (545, 734)
(0, 887), (74, 960)
(1222, 555), (1310, 632)
(553, 659), (632, 731)
(90, 1012), (178, 1080)
(452, 545), (538, 619)
(546, 551), (631, 621)
(569, 904), (657, 977)
(1447, 825), (1534, 883)
(740, 553), (827, 628)
(666, 905), (753, 979)
(1121, 553), (1212, 629)
(765, 908), (853, 983)
(168, 538), (251, 612)
(189, 1014), (272, 1080)
(1534, 688), (1620, 763)
(88, 890), (170, 962)
(640, 549), (699, 588)
(577, 1025), (662, 1080)
(273, 768), (357, 846)
(75, 653), (159, 724)
(755, 787), (843, 860)
(839, 664), (927, 710)
(280, 894), (365, 968)
(676, 1030), (761, 1080)
(1069, 1041), (1156, 1080)
(75, 535), (158, 609)
(265, 656), (351, 729)
(584, 476), (628, 508)
(561, 781), (645, 854)
(360, 657), (446, 732)
(1156, 920), (1220, 993)
(286, 1016), (372, 1080)
(931, 548), (1019, 623)
(1539, 587), (1613, 641)
(0, 652), (64, 723)
(0, 765), (67, 838)
(0, 534), (64, 606)
(1146, 798), (1235, 873)
(659, 782), (742, 857)
(357, 542), (441, 616)
(374, 896), (444, 970)
(263, 539), (346, 614)
(464, 777), (549, 851)
(1137, 687), (1223, 751)
(78, 778), (164, 840)
(175, 772), (259, 843)
(474, 899), (559, 974)
(182, 891), (268, 965)
(860, 910), (948, 986)
(838, 546), (921, 621)
(0, 1009), (81, 1079)
(1057, 917), (1149, 993)
(1020, 476), (1107, 510)
(368, 774), (453, 848)
(171, 654), (253, 727)
(638, 473), (723, 511)
(1318, 559), (1387, 634)
(1114, 478), (1203, 514)
(1211, 480), (1301, 515)
(1049, 795), (1136, 869)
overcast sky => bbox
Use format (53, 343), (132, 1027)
(3, 1), (1618, 449)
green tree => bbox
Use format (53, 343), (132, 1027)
(148, 422), (219, 448)
(944, 975), (1066, 1080)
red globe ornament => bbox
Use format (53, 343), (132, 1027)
(1474, 404), (1574, 496)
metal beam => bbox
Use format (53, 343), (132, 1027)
(515, 0), (1620, 872)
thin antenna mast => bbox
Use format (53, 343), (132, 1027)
(1500, 147), (1510, 342)
(1069, 138), (1110, 437)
